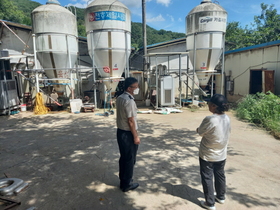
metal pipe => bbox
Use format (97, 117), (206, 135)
(90, 32), (97, 108)
(221, 32), (225, 94)
(211, 74), (214, 96)
(38, 78), (70, 81)
(179, 54), (182, 108)
(155, 55), (158, 109)
(18, 67), (92, 72)
(186, 54), (189, 99)
(146, 56), (151, 100)
(125, 31), (129, 78)
(142, 0), (147, 73)
(192, 33), (197, 104)
(168, 56), (170, 74)
(32, 34), (40, 93)
(76, 61), (80, 97)
(1, 60), (10, 115)
(66, 34), (74, 99)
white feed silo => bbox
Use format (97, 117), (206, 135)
(31, 0), (78, 98)
(186, 0), (227, 88)
(85, 0), (131, 92)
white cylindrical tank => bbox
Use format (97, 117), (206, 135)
(31, 0), (78, 96)
(186, 0), (227, 87)
(85, 0), (131, 91)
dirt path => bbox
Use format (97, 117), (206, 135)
(0, 108), (279, 210)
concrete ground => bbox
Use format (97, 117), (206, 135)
(0, 107), (280, 210)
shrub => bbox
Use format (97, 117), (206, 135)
(236, 92), (280, 139)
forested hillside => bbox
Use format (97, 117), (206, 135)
(1, 0), (185, 49)
(1, 0), (279, 50)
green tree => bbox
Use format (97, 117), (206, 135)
(253, 3), (280, 44)
(10, 0), (40, 25)
(0, 0), (26, 23)
(225, 22), (256, 50)
(226, 3), (280, 51)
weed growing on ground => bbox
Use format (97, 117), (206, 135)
(235, 92), (280, 139)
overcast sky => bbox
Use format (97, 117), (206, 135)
(34, 0), (280, 33)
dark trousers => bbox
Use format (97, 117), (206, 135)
(199, 157), (226, 206)
(117, 128), (138, 188)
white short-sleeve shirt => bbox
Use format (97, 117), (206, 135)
(197, 114), (231, 162)
(116, 92), (138, 131)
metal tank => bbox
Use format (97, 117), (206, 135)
(31, 0), (78, 97)
(186, 0), (227, 87)
(85, 0), (131, 92)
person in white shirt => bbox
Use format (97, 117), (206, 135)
(116, 77), (140, 192)
(197, 94), (231, 210)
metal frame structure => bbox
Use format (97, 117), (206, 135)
(145, 52), (189, 109)
(146, 45), (225, 108)
(32, 34), (78, 104)
(187, 31), (226, 103)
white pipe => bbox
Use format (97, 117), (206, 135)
(32, 34), (40, 93)
(125, 32), (130, 78)
(179, 54), (182, 108)
(211, 74), (214, 96)
(168, 56), (170, 74)
(156, 56), (158, 109)
(192, 33), (197, 104)
(221, 33), (225, 95)
(90, 32), (97, 107)
(186, 54), (190, 99)
(66, 35), (74, 99)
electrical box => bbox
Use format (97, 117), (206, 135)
(226, 80), (233, 91)
(158, 76), (175, 106)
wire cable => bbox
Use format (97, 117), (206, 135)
(233, 61), (280, 80)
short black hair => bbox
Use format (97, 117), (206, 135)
(124, 77), (138, 90)
(210, 94), (229, 113)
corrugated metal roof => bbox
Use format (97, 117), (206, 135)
(225, 40), (280, 55)
(0, 19), (87, 42)
(0, 20), (32, 30)
(139, 37), (185, 50)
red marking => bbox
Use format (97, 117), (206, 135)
(103, 66), (110, 73)
(89, 13), (96, 22)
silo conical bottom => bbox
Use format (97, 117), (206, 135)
(102, 77), (122, 92)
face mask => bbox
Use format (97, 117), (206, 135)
(133, 88), (139, 95)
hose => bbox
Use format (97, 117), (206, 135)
(34, 92), (50, 115)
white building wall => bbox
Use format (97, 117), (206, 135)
(263, 46), (280, 94)
(225, 44), (280, 102)
(0, 25), (34, 56)
(148, 43), (190, 71)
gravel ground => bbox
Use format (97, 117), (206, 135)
(0, 107), (279, 210)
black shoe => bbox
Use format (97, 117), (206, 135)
(120, 179), (134, 190)
(122, 183), (139, 192)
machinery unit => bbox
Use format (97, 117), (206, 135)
(186, 0), (227, 88)
(0, 58), (20, 114)
(84, 0), (131, 92)
(31, 0), (78, 99)
(158, 76), (175, 106)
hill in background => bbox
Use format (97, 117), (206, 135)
(4, 0), (185, 49)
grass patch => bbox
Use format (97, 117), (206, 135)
(235, 92), (280, 139)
